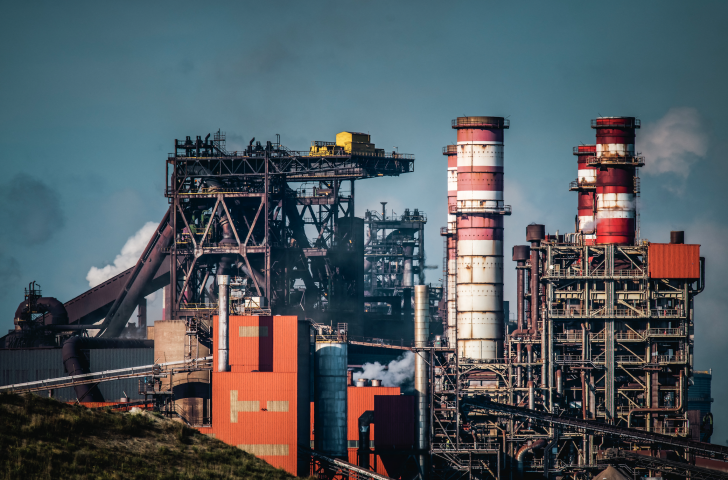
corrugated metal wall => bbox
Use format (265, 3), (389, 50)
(207, 315), (309, 476)
(648, 244), (701, 279)
(0, 347), (153, 401)
(347, 386), (400, 442)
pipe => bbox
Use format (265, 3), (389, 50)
(695, 257), (705, 295)
(528, 381), (535, 410)
(358, 410), (375, 469)
(556, 369), (563, 395)
(403, 242), (414, 288)
(217, 274), (230, 372)
(414, 285), (430, 478)
(62, 337), (153, 402)
(14, 297), (69, 327)
(99, 209), (173, 337)
(628, 370), (683, 428)
(515, 437), (547, 475)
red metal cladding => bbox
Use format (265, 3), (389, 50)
(210, 371), (302, 475)
(347, 386), (400, 440)
(216, 315), (300, 373)
(648, 244), (700, 279)
(594, 117), (639, 245)
(374, 395), (415, 450)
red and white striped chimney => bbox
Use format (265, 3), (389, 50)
(574, 145), (597, 245)
(443, 144), (458, 347)
(453, 116), (510, 360)
(592, 117), (642, 245)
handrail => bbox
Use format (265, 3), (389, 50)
(0, 357), (212, 393)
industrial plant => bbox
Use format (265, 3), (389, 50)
(0, 117), (722, 479)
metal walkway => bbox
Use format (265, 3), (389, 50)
(466, 399), (728, 460)
(0, 357), (212, 394)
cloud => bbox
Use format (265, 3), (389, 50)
(353, 351), (415, 388)
(640, 107), (708, 177)
(0, 253), (21, 300)
(0, 173), (65, 245)
(86, 221), (158, 287)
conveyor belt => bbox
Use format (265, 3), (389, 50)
(302, 448), (394, 480)
(0, 357), (211, 394)
(606, 449), (728, 480)
(466, 399), (728, 460)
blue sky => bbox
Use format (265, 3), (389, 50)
(1, 0), (727, 440)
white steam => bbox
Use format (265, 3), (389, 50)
(86, 221), (158, 287)
(353, 351), (415, 387)
(641, 107), (708, 177)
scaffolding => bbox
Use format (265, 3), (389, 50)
(428, 239), (707, 479)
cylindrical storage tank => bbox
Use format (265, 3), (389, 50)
(443, 145), (458, 348)
(574, 145), (597, 244)
(314, 340), (348, 458)
(592, 117), (640, 245)
(414, 285), (430, 476)
(453, 116), (509, 360)
(370, 379), (381, 387)
(356, 378), (367, 387)
(670, 231), (685, 244)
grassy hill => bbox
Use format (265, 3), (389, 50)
(0, 392), (308, 480)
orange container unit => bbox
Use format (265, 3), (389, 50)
(648, 243), (701, 279)
(206, 316), (311, 476)
(347, 386), (400, 442)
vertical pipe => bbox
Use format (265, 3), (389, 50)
(403, 243), (415, 287)
(414, 285), (430, 478)
(528, 381), (535, 410)
(454, 116), (509, 360)
(444, 145), (458, 348)
(137, 298), (147, 331)
(556, 369), (563, 395)
(217, 274), (230, 372)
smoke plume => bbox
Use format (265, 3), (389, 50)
(86, 221), (158, 287)
(641, 107), (708, 177)
(353, 351), (415, 388)
(0, 173), (65, 245)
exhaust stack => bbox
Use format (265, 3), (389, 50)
(414, 285), (430, 478)
(453, 116), (510, 360)
(217, 274), (230, 372)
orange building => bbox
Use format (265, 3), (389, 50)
(203, 315), (310, 476)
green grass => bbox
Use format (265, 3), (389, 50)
(0, 392), (310, 480)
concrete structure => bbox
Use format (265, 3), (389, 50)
(153, 319), (210, 425)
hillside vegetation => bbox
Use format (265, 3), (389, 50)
(0, 392), (307, 480)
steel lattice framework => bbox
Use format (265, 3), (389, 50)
(164, 133), (414, 326)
